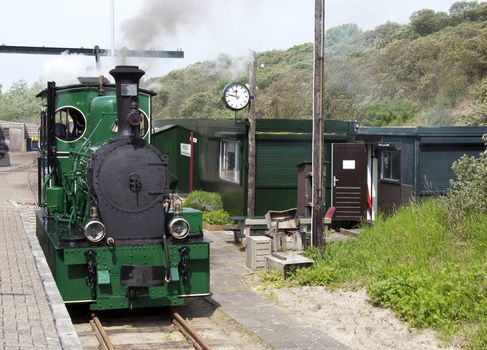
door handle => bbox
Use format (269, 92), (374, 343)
(333, 176), (339, 187)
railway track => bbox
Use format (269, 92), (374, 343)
(171, 310), (212, 350)
(89, 310), (212, 350)
(72, 296), (269, 349)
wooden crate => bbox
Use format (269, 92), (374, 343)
(245, 236), (272, 270)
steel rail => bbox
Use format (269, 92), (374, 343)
(90, 313), (115, 350)
(171, 310), (212, 350)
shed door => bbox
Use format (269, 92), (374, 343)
(332, 143), (366, 221)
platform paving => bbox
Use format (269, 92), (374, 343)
(206, 230), (349, 350)
(0, 153), (81, 350)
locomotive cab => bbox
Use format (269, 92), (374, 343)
(36, 66), (210, 310)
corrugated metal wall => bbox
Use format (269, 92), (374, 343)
(255, 140), (310, 214)
(256, 140), (310, 187)
(418, 146), (484, 196)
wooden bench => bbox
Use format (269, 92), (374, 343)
(228, 208), (334, 247)
(228, 216), (267, 244)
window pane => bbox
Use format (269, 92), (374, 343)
(382, 151), (391, 179)
(226, 151), (235, 170)
(219, 140), (240, 184)
(381, 150), (400, 181)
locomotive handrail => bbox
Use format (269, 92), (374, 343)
(162, 203), (172, 283)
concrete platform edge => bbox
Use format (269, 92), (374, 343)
(18, 206), (82, 350)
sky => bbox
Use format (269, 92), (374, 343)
(0, 0), (461, 90)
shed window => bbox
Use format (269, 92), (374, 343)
(381, 150), (400, 181)
(219, 140), (240, 184)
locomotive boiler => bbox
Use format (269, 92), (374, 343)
(36, 65), (210, 310)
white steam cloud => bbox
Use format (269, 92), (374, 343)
(121, 0), (214, 49)
(42, 52), (117, 85)
(41, 0), (263, 85)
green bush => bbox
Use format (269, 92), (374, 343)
(202, 209), (233, 225)
(368, 263), (487, 334)
(361, 100), (417, 126)
(182, 191), (223, 212)
(447, 135), (487, 227)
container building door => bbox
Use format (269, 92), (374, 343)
(331, 143), (366, 221)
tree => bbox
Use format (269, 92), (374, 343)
(0, 80), (43, 122)
(361, 100), (417, 126)
(449, 1), (480, 23)
(324, 85), (359, 120)
(179, 91), (220, 117)
(325, 23), (362, 46)
(410, 9), (451, 36)
(364, 21), (403, 49)
(469, 2), (487, 21)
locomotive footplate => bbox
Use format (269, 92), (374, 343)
(121, 265), (165, 287)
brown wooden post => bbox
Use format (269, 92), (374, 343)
(312, 0), (325, 251)
(247, 51), (257, 217)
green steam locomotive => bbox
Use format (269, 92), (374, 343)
(36, 66), (210, 310)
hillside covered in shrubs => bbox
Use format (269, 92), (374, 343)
(151, 1), (487, 126)
(3, 2), (487, 127)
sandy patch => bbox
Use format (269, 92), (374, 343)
(253, 285), (457, 350)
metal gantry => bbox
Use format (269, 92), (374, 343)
(0, 45), (184, 62)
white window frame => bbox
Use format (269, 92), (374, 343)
(219, 139), (240, 184)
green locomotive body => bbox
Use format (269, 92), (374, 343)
(36, 67), (210, 310)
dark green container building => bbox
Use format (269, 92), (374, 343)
(356, 126), (487, 217)
(152, 118), (356, 216)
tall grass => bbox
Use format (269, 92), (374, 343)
(289, 199), (487, 348)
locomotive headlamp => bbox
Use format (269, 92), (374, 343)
(127, 102), (142, 126)
(84, 220), (106, 242)
(168, 218), (190, 239)
(128, 113), (141, 126)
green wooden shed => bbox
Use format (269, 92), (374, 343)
(152, 118), (356, 216)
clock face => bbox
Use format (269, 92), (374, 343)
(222, 83), (250, 111)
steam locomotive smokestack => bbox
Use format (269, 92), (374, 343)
(109, 65), (145, 138)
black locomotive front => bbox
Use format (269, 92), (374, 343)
(87, 66), (171, 243)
